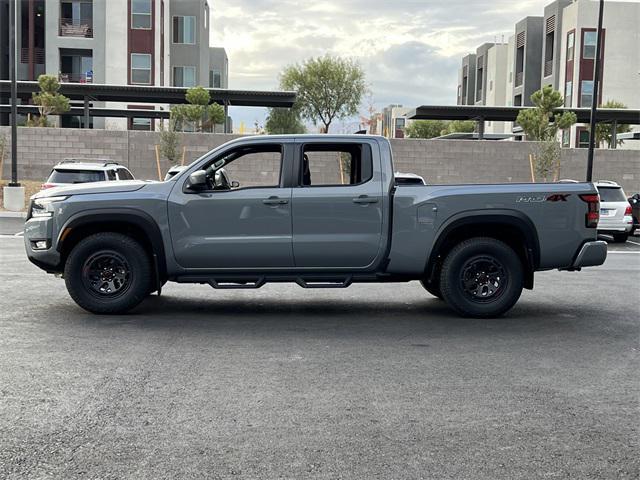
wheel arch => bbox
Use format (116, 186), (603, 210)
(57, 209), (167, 281)
(425, 210), (540, 290)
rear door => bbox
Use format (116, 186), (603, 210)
(291, 140), (384, 269)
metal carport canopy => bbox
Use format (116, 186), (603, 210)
(407, 105), (640, 125)
(0, 80), (297, 107)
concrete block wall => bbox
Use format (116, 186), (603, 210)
(0, 127), (638, 193)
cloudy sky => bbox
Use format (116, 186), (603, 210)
(208, 0), (553, 131)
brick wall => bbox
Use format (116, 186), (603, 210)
(0, 127), (638, 193)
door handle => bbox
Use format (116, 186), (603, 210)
(262, 196), (289, 206)
(352, 195), (378, 204)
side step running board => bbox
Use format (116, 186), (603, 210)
(178, 276), (355, 290)
(295, 277), (353, 289)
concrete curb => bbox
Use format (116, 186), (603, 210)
(0, 211), (26, 218)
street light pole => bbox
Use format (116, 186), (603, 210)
(586, 0), (605, 182)
(9, 0), (19, 186)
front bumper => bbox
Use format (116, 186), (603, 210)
(572, 240), (607, 268)
(24, 217), (62, 272)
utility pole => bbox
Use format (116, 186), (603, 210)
(8, 0), (18, 186)
(586, 0), (605, 182)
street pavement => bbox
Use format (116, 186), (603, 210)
(0, 218), (638, 479)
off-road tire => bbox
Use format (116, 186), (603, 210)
(440, 237), (523, 318)
(64, 232), (152, 314)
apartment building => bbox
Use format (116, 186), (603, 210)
(558, 0), (640, 148)
(456, 54), (476, 106)
(0, 0), (229, 129)
(381, 104), (413, 139)
(455, 0), (639, 148)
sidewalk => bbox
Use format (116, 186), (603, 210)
(0, 210), (26, 218)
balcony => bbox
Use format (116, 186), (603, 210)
(515, 71), (523, 87)
(59, 72), (93, 83)
(544, 60), (553, 77)
(59, 18), (93, 38)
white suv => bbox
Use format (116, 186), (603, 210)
(42, 160), (135, 190)
(595, 181), (633, 243)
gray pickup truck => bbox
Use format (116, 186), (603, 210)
(25, 135), (607, 318)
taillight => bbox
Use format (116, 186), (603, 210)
(41, 183), (55, 190)
(579, 193), (600, 228)
(624, 205), (633, 224)
(624, 205), (632, 216)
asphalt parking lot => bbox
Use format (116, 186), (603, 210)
(0, 217), (638, 479)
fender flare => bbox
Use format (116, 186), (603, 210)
(57, 208), (167, 279)
(427, 209), (540, 276)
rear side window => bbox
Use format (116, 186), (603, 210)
(117, 168), (135, 180)
(47, 169), (105, 183)
(301, 143), (373, 187)
(598, 187), (626, 202)
(106, 170), (117, 181)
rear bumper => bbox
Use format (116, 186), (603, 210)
(572, 240), (607, 268)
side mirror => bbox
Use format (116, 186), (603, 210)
(231, 181), (240, 188)
(186, 170), (207, 191)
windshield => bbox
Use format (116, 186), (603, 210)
(48, 169), (105, 183)
(597, 186), (627, 202)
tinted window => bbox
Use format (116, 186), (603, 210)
(117, 169), (135, 180)
(301, 143), (373, 187)
(48, 169), (105, 183)
(598, 187), (627, 202)
(106, 170), (117, 181)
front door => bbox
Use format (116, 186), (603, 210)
(168, 143), (294, 269)
(291, 141), (384, 269)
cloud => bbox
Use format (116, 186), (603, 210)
(210, 0), (552, 130)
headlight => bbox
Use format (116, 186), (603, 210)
(30, 196), (68, 218)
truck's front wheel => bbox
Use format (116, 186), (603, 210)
(64, 232), (152, 314)
(440, 237), (523, 318)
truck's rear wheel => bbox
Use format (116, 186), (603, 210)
(64, 232), (152, 314)
(440, 237), (523, 318)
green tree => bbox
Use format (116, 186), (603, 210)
(516, 85), (577, 181)
(592, 100), (631, 148)
(280, 55), (366, 133)
(265, 108), (306, 134)
(171, 86), (224, 132)
(159, 118), (181, 165)
(30, 75), (70, 127)
(442, 120), (476, 135)
(405, 120), (448, 139)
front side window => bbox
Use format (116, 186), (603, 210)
(580, 80), (593, 107)
(300, 144), (373, 187)
(131, 0), (151, 29)
(173, 66), (196, 87)
(567, 31), (575, 60)
(173, 16), (196, 44)
(583, 30), (597, 59)
(201, 145), (283, 190)
(131, 53), (151, 84)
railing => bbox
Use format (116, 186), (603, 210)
(544, 60), (553, 77)
(515, 71), (524, 87)
(20, 48), (45, 64)
(59, 73), (93, 83)
(59, 17), (93, 38)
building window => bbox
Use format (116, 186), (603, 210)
(566, 31), (575, 60)
(173, 16), (196, 44)
(173, 66), (196, 87)
(583, 31), (597, 59)
(562, 129), (570, 147)
(131, 117), (152, 130)
(577, 129), (590, 148)
(209, 69), (221, 88)
(580, 80), (593, 107)
(131, 53), (151, 84)
(564, 81), (572, 107)
(131, 0), (151, 29)
(489, 80), (493, 92)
